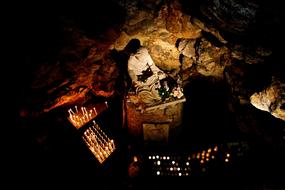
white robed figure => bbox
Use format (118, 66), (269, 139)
(127, 39), (166, 106)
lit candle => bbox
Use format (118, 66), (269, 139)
(84, 107), (88, 115)
(108, 142), (112, 150)
(111, 140), (115, 149)
(69, 108), (75, 114)
(68, 109), (71, 115)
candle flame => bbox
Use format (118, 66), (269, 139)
(82, 120), (115, 164)
(68, 105), (98, 129)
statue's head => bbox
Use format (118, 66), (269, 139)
(125, 39), (141, 54)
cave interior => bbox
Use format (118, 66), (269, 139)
(9, 0), (285, 188)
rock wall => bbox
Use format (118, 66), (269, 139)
(17, 0), (285, 148)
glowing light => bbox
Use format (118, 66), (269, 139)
(207, 148), (211, 153)
(177, 167), (180, 171)
(133, 156), (138, 162)
(211, 155), (215, 159)
(186, 162), (189, 166)
(152, 156), (156, 159)
(200, 160), (204, 164)
(148, 156), (152, 159)
(68, 105), (98, 129)
(172, 161), (175, 164)
(196, 153), (200, 159)
(163, 156), (166, 160)
(170, 167), (173, 171)
(179, 173), (182, 176)
(214, 146), (218, 151)
(226, 153), (230, 157)
(167, 156), (170, 160)
(157, 160), (161, 165)
(156, 155), (159, 159)
(82, 121), (115, 164)
(157, 171), (160, 175)
(225, 158), (229, 162)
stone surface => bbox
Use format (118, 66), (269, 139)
(200, 0), (259, 35)
(250, 78), (285, 121)
(177, 39), (196, 59)
(195, 38), (229, 79)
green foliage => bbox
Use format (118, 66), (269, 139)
(157, 86), (171, 101)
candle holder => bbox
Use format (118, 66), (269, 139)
(82, 120), (115, 164)
(67, 102), (108, 129)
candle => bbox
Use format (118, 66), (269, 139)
(93, 107), (97, 115)
(111, 140), (115, 149)
(82, 122), (115, 163)
(108, 142), (112, 150)
(84, 107), (88, 115)
(70, 108), (75, 114)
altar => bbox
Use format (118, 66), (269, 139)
(125, 93), (186, 144)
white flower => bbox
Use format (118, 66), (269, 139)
(172, 86), (184, 99)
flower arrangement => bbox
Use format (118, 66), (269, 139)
(171, 86), (184, 99)
(156, 78), (184, 101)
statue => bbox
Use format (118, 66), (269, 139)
(127, 39), (167, 107)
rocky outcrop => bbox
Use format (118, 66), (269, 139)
(200, 0), (259, 35)
(230, 44), (272, 65)
(195, 38), (229, 79)
(30, 21), (122, 112)
(250, 78), (285, 121)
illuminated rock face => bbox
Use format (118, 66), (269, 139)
(250, 78), (285, 121)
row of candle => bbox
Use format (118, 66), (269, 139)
(68, 102), (108, 129)
(68, 105), (98, 128)
(148, 145), (219, 161)
(82, 121), (115, 164)
(148, 145), (234, 176)
(156, 170), (189, 176)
